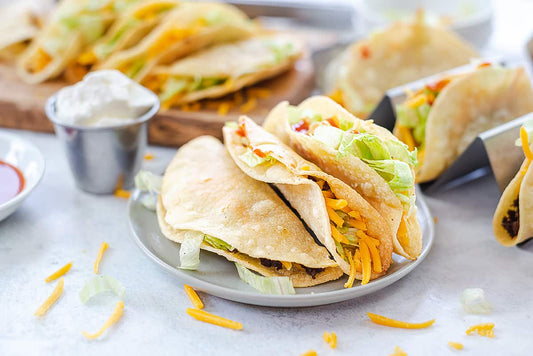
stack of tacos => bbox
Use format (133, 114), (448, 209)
(493, 126), (533, 246)
(157, 135), (343, 287)
(393, 64), (533, 183)
(325, 12), (478, 118)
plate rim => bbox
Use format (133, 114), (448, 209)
(127, 188), (434, 307)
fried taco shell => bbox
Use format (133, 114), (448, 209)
(158, 135), (342, 287)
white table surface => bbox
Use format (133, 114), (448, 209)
(3, 1), (533, 355)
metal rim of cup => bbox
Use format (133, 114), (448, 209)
(44, 90), (161, 130)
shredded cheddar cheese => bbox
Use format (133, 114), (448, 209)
(448, 341), (464, 350)
(344, 250), (356, 288)
(114, 189), (131, 199)
(520, 126), (533, 174)
(323, 331), (337, 349)
(325, 198), (348, 210)
(300, 351), (317, 356)
(247, 87), (271, 98)
(390, 346), (407, 356)
(327, 207), (345, 227)
(239, 97), (257, 113)
(281, 261), (293, 270)
(186, 308), (243, 330)
(331, 224), (349, 244)
(82, 301), (124, 340)
(144, 153), (155, 161)
(359, 240), (371, 284)
(217, 102), (232, 116)
(34, 277), (64, 317)
(398, 126), (416, 151)
(406, 94), (426, 108)
(45, 262), (73, 283)
(184, 285), (204, 310)
(31, 47), (53, 73)
(94, 242), (109, 274)
(466, 322), (494, 338)
(367, 313), (435, 329)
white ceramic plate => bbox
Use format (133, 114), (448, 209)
(0, 131), (45, 222)
(128, 188), (434, 307)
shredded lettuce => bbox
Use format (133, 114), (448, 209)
(160, 78), (188, 102)
(126, 58), (146, 78)
(204, 235), (234, 251)
(224, 121), (238, 129)
(134, 170), (162, 211)
(460, 288), (493, 314)
(396, 103), (431, 145)
(287, 106), (322, 124)
(363, 159), (414, 191)
(203, 9), (223, 25)
(265, 40), (295, 64)
(179, 231), (205, 270)
(79, 275), (125, 304)
(238, 149), (273, 167)
(235, 263), (295, 295)
(312, 125), (343, 149)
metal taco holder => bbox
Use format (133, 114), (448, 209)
(368, 61), (532, 194)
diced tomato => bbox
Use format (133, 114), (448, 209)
(426, 78), (450, 93)
(292, 119), (310, 134)
(236, 123), (246, 137)
(360, 44), (371, 59)
(252, 147), (266, 158)
(326, 116), (340, 128)
(477, 62), (492, 69)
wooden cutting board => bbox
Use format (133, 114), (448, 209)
(0, 59), (314, 147)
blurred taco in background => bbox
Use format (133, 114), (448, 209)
(224, 116), (394, 286)
(263, 96), (421, 260)
(394, 64), (533, 183)
(70, 0), (180, 79)
(158, 135), (343, 288)
(493, 125), (533, 246)
(16, 0), (138, 84)
(325, 11), (478, 118)
(99, 2), (257, 82)
(143, 33), (303, 109)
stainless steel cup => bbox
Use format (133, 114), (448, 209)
(45, 93), (160, 194)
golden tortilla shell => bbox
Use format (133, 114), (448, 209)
(326, 18), (478, 118)
(147, 34), (303, 104)
(98, 2), (256, 82)
(493, 159), (533, 246)
(223, 117), (394, 279)
(158, 135), (342, 287)
(263, 96), (422, 259)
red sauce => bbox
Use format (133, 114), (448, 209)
(0, 160), (24, 204)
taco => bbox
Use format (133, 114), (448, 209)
(99, 2), (256, 82)
(493, 126), (533, 246)
(394, 64), (533, 183)
(263, 96), (421, 260)
(0, 2), (41, 62)
(158, 135), (342, 288)
(16, 0), (137, 84)
(68, 0), (180, 79)
(143, 34), (303, 109)
(325, 11), (478, 118)
(223, 117), (394, 286)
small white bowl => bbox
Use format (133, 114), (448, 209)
(0, 131), (45, 222)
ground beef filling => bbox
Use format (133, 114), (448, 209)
(502, 198), (520, 238)
(259, 258), (325, 279)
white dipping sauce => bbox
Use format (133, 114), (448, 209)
(55, 70), (157, 127)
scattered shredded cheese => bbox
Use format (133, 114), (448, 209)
(300, 351), (317, 356)
(390, 346), (408, 356)
(82, 301), (124, 340)
(323, 331), (337, 349)
(448, 341), (464, 350)
(466, 322), (495, 338)
(45, 262), (73, 283)
(325, 198), (348, 210)
(186, 308), (243, 330)
(144, 153), (155, 161)
(217, 102), (232, 116)
(94, 242), (109, 274)
(34, 277), (64, 317)
(239, 97), (257, 113)
(184, 285), (204, 310)
(114, 189), (131, 199)
(367, 313), (435, 329)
